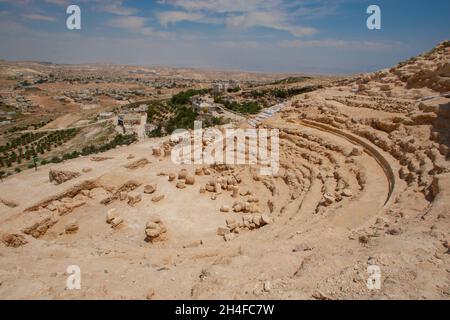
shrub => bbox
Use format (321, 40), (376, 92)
(171, 89), (210, 105)
(51, 156), (62, 164)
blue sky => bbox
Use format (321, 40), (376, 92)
(0, 0), (448, 74)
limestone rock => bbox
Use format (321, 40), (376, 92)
(2, 234), (28, 248)
(49, 169), (81, 185)
(106, 209), (119, 224)
(110, 216), (123, 228)
(144, 184), (157, 194)
(145, 216), (167, 242)
(65, 220), (79, 234)
(217, 226), (230, 236)
(178, 169), (188, 180)
(128, 192), (142, 206)
(152, 195), (165, 203)
(185, 175), (195, 185)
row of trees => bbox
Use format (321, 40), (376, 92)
(249, 86), (319, 100)
(170, 88), (210, 105)
(0, 129), (79, 168)
(214, 96), (262, 114)
(4, 119), (52, 134)
(0, 133), (138, 177)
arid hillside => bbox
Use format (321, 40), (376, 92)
(0, 42), (449, 300)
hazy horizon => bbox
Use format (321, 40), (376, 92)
(0, 0), (449, 74)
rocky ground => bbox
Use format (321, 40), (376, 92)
(0, 42), (449, 300)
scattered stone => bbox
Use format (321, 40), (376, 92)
(65, 220), (79, 234)
(358, 235), (370, 244)
(111, 217), (123, 228)
(341, 189), (353, 197)
(128, 192), (142, 206)
(23, 218), (57, 238)
(233, 202), (244, 213)
(217, 226), (230, 236)
(195, 167), (203, 176)
(119, 192), (128, 201)
(152, 195), (165, 203)
(253, 215), (262, 227)
(312, 290), (332, 300)
(226, 218), (236, 225)
(351, 147), (364, 156)
(168, 173), (176, 182)
(323, 193), (335, 206)
(152, 148), (162, 156)
(82, 168), (92, 173)
(2, 234), (28, 248)
(145, 215), (167, 242)
(185, 175), (195, 185)
(91, 156), (112, 162)
(183, 240), (203, 248)
(215, 183), (222, 195)
(106, 209), (119, 223)
(224, 233), (236, 242)
(260, 214), (273, 225)
(176, 181), (186, 189)
(386, 228), (402, 235)
(178, 169), (188, 180)
(144, 184), (157, 194)
(293, 244), (313, 252)
(220, 205), (230, 213)
(49, 169), (81, 185)
(150, 214), (161, 223)
(125, 158), (150, 170)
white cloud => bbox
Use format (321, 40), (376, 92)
(158, 0), (282, 14)
(101, 1), (137, 16)
(21, 13), (57, 22)
(157, 0), (317, 37)
(226, 11), (317, 37)
(157, 11), (203, 25)
(105, 16), (171, 38)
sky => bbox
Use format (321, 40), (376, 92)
(0, 0), (449, 74)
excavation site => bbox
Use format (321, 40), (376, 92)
(0, 1), (449, 303)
